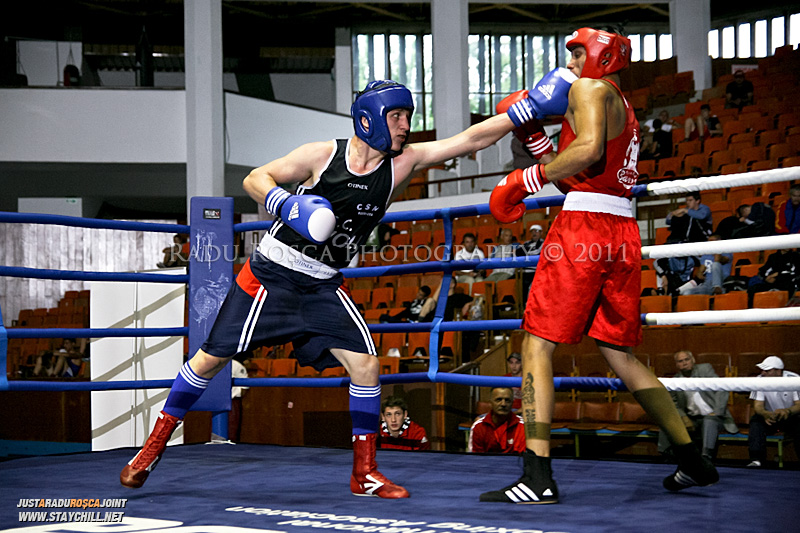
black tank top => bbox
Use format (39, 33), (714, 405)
(270, 139), (394, 269)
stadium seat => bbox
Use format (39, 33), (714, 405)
(753, 291), (789, 309)
(675, 294), (710, 312)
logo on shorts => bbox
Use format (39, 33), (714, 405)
(288, 202), (300, 221)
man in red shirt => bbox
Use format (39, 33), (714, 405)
(469, 387), (525, 454)
(378, 396), (430, 451)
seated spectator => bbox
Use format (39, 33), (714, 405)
(454, 232), (485, 291)
(655, 255), (704, 296)
(48, 338), (87, 378)
(665, 192), (713, 243)
(515, 224), (544, 299)
(378, 396), (430, 451)
(715, 204), (751, 240)
(157, 234), (189, 268)
(658, 350), (738, 461)
(684, 104), (722, 141)
(681, 234), (731, 295)
(381, 286), (435, 323)
(485, 228), (519, 283)
(641, 118), (674, 161)
(468, 387), (526, 454)
(643, 109), (681, 134)
(775, 184), (800, 235)
(725, 70), (754, 110)
(747, 356), (800, 468)
(732, 202), (776, 239)
(747, 249), (800, 303)
(503, 352), (523, 412)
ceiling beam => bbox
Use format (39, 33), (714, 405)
(501, 4), (549, 22)
(353, 3), (414, 21)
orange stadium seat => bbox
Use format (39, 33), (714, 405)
(640, 295), (671, 314)
(675, 294), (710, 312)
(753, 291), (789, 309)
(712, 291), (748, 311)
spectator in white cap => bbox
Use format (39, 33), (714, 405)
(747, 356), (800, 467)
(516, 224), (545, 301)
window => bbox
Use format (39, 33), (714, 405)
(629, 34), (641, 62)
(642, 34), (657, 62)
(754, 20), (767, 58)
(791, 14), (800, 48)
(708, 29), (720, 59)
(353, 33), (432, 131)
(658, 34), (673, 60)
(738, 23), (751, 58)
(772, 16), (785, 53)
(469, 33), (556, 116)
(721, 26), (735, 59)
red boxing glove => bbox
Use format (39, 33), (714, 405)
(496, 90), (546, 142)
(489, 165), (549, 224)
(524, 132), (554, 160)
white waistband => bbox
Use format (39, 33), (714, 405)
(257, 234), (339, 279)
(561, 191), (633, 218)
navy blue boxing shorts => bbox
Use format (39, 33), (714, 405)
(200, 255), (377, 370)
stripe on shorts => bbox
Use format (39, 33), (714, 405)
(237, 285), (268, 353)
(336, 287), (377, 355)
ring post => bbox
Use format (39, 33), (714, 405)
(188, 197), (234, 439)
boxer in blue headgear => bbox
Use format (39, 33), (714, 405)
(122, 76), (520, 500)
(351, 80), (415, 156)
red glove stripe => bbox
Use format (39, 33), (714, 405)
(525, 135), (553, 158)
(522, 166), (542, 193)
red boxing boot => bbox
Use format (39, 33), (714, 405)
(350, 433), (409, 498)
(120, 411), (181, 489)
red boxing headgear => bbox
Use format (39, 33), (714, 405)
(566, 28), (631, 79)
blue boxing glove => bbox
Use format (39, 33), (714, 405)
(506, 68), (578, 127)
(264, 186), (337, 244)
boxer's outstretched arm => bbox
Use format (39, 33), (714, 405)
(395, 114), (515, 181)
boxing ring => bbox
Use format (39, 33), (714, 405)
(2, 167), (800, 532)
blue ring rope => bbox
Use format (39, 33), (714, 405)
(1, 375), (627, 391)
(0, 211), (189, 233)
(6, 327), (188, 339)
(0, 266), (188, 283)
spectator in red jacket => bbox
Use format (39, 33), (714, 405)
(468, 387), (526, 454)
(775, 185), (800, 234)
(378, 396), (430, 451)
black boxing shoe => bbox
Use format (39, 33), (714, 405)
(480, 450), (558, 504)
(663, 442), (719, 491)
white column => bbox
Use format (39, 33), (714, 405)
(335, 27), (353, 116)
(431, 0), (469, 142)
(431, 0), (470, 181)
(184, 0), (224, 221)
(670, 0), (712, 91)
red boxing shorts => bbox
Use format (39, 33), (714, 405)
(524, 209), (642, 347)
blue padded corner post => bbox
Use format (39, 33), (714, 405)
(188, 197), (234, 438)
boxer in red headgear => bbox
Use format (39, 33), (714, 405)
(482, 28), (718, 504)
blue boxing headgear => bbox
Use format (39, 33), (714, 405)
(351, 80), (414, 156)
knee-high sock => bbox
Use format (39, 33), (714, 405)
(349, 384), (381, 435)
(163, 362), (210, 419)
(633, 387), (691, 446)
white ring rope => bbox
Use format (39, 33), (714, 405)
(659, 377), (800, 392)
(644, 307), (800, 326)
(644, 166), (799, 196)
(642, 233), (800, 259)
